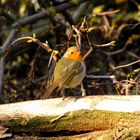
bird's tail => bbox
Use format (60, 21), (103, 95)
(43, 82), (58, 99)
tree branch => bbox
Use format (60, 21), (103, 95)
(114, 59), (140, 70)
(0, 58), (4, 103)
(94, 9), (120, 16)
(73, 2), (89, 24)
(56, 0), (87, 12)
(0, 10), (16, 22)
(0, 0), (87, 56)
(0, 29), (17, 102)
(12, 11), (49, 28)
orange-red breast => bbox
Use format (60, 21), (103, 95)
(46, 46), (86, 98)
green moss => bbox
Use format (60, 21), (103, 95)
(0, 118), (22, 127)
(0, 110), (139, 133)
(24, 116), (58, 131)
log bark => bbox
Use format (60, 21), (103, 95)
(1, 95), (140, 119)
(0, 95), (140, 139)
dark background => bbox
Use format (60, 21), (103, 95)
(0, 0), (140, 103)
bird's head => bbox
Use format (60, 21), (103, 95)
(63, 46), (82, 61)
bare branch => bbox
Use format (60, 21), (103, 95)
(127, 51), (140, 59)
(11, 36), (52, 52)
(1, 29), (17, 52)
(73, 2), (89, 24)
(114, 59), (140, 70)
(82, 36), (93, 61)
(12, 11), (49, 28)
(99, 37), (129, 56)
(94, 41), (115, 48)
(82, 19), (94, 60)
(0, 10), (16, 22)
(72, 25), (81, 49)
(0, 0), (87, 56)
(56, 0), (87, 12)
(0, 29), (17, 101)
(93, 9), (120, 16)
(0, 58), (4, 103)
(86, 75), (116, 80)
(0, 0), (92, 102)
(61, 10), (75, 25)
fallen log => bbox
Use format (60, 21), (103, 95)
(1, 95), (140, 119)
(0, 95), (140, 139)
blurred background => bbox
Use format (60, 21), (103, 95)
(0, 0), (140, 103)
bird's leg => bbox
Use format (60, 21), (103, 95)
(71, 89), (80, 101)
(81, 82), (86, 96)
(61, 88), (66, 100)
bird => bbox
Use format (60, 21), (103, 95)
(45, 46), (86, 98)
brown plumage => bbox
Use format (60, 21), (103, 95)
(45, 46), (86, 98)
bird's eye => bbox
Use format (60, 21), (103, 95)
(71, 52), (74, 54)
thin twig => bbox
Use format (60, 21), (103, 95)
(88, 83), (116, 87)
(50, 113), (68, 123)
(114, 59), (140, 70)
(82, 33), (93, 60)
(82, 19), (94, 60)
(109, 41), (128, 56)
(86, 75), (116, 79)
(127, 51), (140, 59)
(11, 36), (59, 62)
(11, 36), (52, 52)
(72, 25), (81, 49)
(99, 37), (129, 56)
(24, 47), (40, 85)
(93, 10), (120, 16)
(94, 41), (115, 48)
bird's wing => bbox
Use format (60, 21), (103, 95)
(59, 61), (83, 87)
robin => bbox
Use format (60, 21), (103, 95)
(45, 46), (86, 98)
